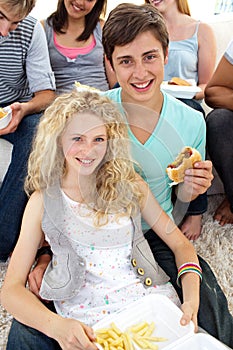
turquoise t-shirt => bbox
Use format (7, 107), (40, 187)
(103, 88), (206, 230)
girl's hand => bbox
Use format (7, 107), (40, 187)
(180, 301), (198, 332)
(51, 316), (97, 350)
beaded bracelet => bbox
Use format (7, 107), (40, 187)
(177, 262), (202, 287)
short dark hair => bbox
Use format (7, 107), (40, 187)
(103, 3), (169, 67)
(48, 0), (107, 41)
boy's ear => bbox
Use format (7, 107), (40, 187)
(105, 55), (115, 72)
(164, 48), (169, 65)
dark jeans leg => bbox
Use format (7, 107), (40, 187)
(206, 108), (233, 207)
(0, 113), (41, 262)
(172, 192), (208, 226)
(145, 229), (233, 348)
(7, 302), (61, 350)
(178, 98), (205, 116)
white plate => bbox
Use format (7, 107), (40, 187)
(93, 294), (194, 349)
(161, 81), (201, 99)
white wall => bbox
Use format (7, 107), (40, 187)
(189, 0), (216, 20)
(30, 0), (216, 21)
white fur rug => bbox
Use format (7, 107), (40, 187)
(193, 194), (233, 314)
(0, 194), (232, 349)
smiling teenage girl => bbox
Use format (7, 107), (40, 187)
(42, 0), (116, 94)
(2, 90), (201, 350)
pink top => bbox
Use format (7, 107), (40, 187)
(53, 32), (96, 59)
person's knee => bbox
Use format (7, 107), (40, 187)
(7, 319), (58, 350)
(206, 109), (233, 132)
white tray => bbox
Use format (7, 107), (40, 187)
(169, 333), (229, 349)
(93, 294), (194, 349)
(93, 294), (228, 350)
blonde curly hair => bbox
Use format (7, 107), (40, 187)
(25, 90), (143, 224)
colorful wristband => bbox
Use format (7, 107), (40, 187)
(177, 262), (202, 287)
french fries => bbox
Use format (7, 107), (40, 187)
(0, 108), (7, 119)
(95, 321), (167, 350)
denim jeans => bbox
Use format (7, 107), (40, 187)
(172, 191), (208, 227)
(145, 229), (233, 348)
(178, 98), (205, 116)
(7, 303), (61, 350)
(0, 112), (41, 262)
(206, 108), (233, 208)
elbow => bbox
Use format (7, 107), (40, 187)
(204, 88), (216, 109)
(0, 284), (9, 310)
(0, 280), (19, 311)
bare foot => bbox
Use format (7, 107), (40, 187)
(180, 215), (202, 241)
(214, 197), (233, 226)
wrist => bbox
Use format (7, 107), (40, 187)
(36, 246), (53, 260)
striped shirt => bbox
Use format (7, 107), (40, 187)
(0, 16), (55, 105)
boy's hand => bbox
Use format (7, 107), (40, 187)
(179, 160), (213, 199)
(28, 255), (51, 298)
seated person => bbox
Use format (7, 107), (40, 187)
(0, 0), (56, 263)
(145, 0), (216, 115)
(145, 0), (216, 240)
(1, 90), (202, 349)
(205, 37), (233, 226)
(42, 0), (116, 94)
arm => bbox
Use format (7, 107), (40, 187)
(139, 178), (200, 330)
(195, 22), (216, 100)
(28, 242), (52, 299)
(1, 192), (96, 349)
(0, 21), (56, 135)
(0, 90), (55, 136)
(174, 114), (213, 203)
(205, 56), (233, 110)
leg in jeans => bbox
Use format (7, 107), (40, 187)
(0, 113), (41, 262)
(145, 229), (233, 348)
(207, 109), (233, 209)
(178, 98), (205, 116)
(7, 303), (61, 350)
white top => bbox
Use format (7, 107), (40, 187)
(52, 192), (179, 326)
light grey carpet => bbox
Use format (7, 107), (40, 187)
(0, 194), (232, 349)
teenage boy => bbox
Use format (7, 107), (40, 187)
(102, 3), (232, 348)
(0, 0), (56, 262)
